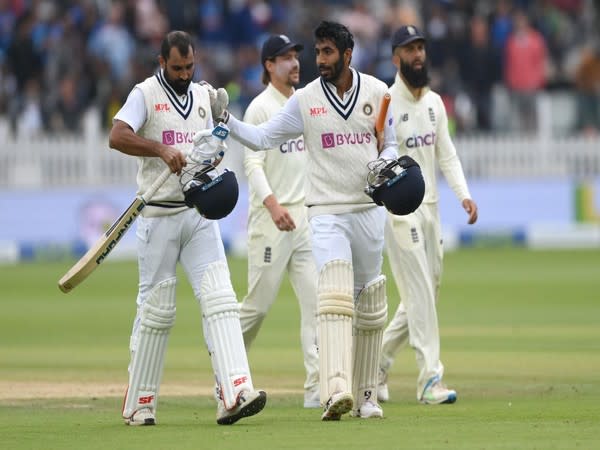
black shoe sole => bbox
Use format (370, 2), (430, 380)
(217, 391), (267, 425)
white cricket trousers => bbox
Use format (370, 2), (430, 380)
(239, 203), (319, 392)
(381, 202), (445, 397)
(309, 207), (386, 297)
(130, 208), (228, 352)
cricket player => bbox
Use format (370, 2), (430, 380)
(378, 25), (478, 404)
(212, 21), (405, 421)
(239, 34), (320, 408)
(108, 31), (266, 426)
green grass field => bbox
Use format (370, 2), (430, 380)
(1, 248), (599, 449)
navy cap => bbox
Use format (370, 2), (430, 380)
(261, 34), (303, 64)
(391, 25), (426, 50)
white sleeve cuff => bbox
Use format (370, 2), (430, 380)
(247, 169), (273, 204)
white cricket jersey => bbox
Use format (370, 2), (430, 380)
(389, 73), (471, 204)
(228, 68), (398, 217)
(243, 83), (306, 209)
(114, 71), (213, 217)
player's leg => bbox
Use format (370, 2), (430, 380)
(288, 209), (319, 407)
(425, 205), (444, 303)
(351, 275), (387, 418)
(377, 216), (411, 402)
(349, 207), (387, 418)
(384, 209), (451, 403)
(420, 204), (455, 404)
(181, 213), (266, 424)
(310, 214), (354, 420)
(239, 208), (288, 349)
(123, 215), (179, 425)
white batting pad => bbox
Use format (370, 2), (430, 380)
(353, 275), (387, 410)
(317, 259), (354, 403)
(200, 260), (253, 410)
(123, 278), (177, 419)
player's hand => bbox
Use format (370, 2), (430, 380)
(264, 195), (296, 231)
(199, 80), (229, 121)
(160, 145), (187, 175)
(462, 198), (478, 224)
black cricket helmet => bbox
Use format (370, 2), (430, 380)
(365, 155), (425, 215)
(180, 164), (239, 220)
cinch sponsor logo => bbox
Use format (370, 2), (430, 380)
(154, 103), (170, 112)
(321, 132), (372, 149)
(406, 131), (436, 148)
(310, 106), (327, 117)
(280, 137), (304, 153)
(233, 376), (248, 387)
(162, 130), (196, 145)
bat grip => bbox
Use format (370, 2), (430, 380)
(376, 93), (391, 133)
(140, 166), (173, 204)
(140, 152), (195, 204)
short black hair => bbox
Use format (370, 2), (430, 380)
(160, 31), (194, 61)
(314, 21), (354, 54)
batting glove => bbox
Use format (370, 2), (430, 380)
(199, 80), (229, 122)
(190, 123), (230, 165)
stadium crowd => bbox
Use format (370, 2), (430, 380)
(0, 0), (598, 138)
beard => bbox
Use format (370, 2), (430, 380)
(400, 60), (429, 88)
(164, 70), (191, 96)
(319, 56), (344, 83)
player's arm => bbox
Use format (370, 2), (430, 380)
(108, 88), (187, 174)
(225, 94), (303, 151)
(243, 105), (296, 231)
(435, 97), (478, 224)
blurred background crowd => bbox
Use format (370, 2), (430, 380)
(0, 0), (599, 139)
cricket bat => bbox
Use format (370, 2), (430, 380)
(375, 93), (391, 153)
(57, 166), (173, 293)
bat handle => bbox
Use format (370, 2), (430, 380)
(140, 166), (173, 204)
(376, 93), (391, 134)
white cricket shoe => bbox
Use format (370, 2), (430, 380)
(377, 368), (389, 403)
(216, 390), (267, 425)
(124, 407), (156, 426)
(351, 400), (384, 419)
(304, 387), (321, 409)
(321, 391), (353, 421)
(420, 376), (457, 405)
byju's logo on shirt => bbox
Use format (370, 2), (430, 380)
(321, 132), (372, 149)
(162, 130), (195, 145)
